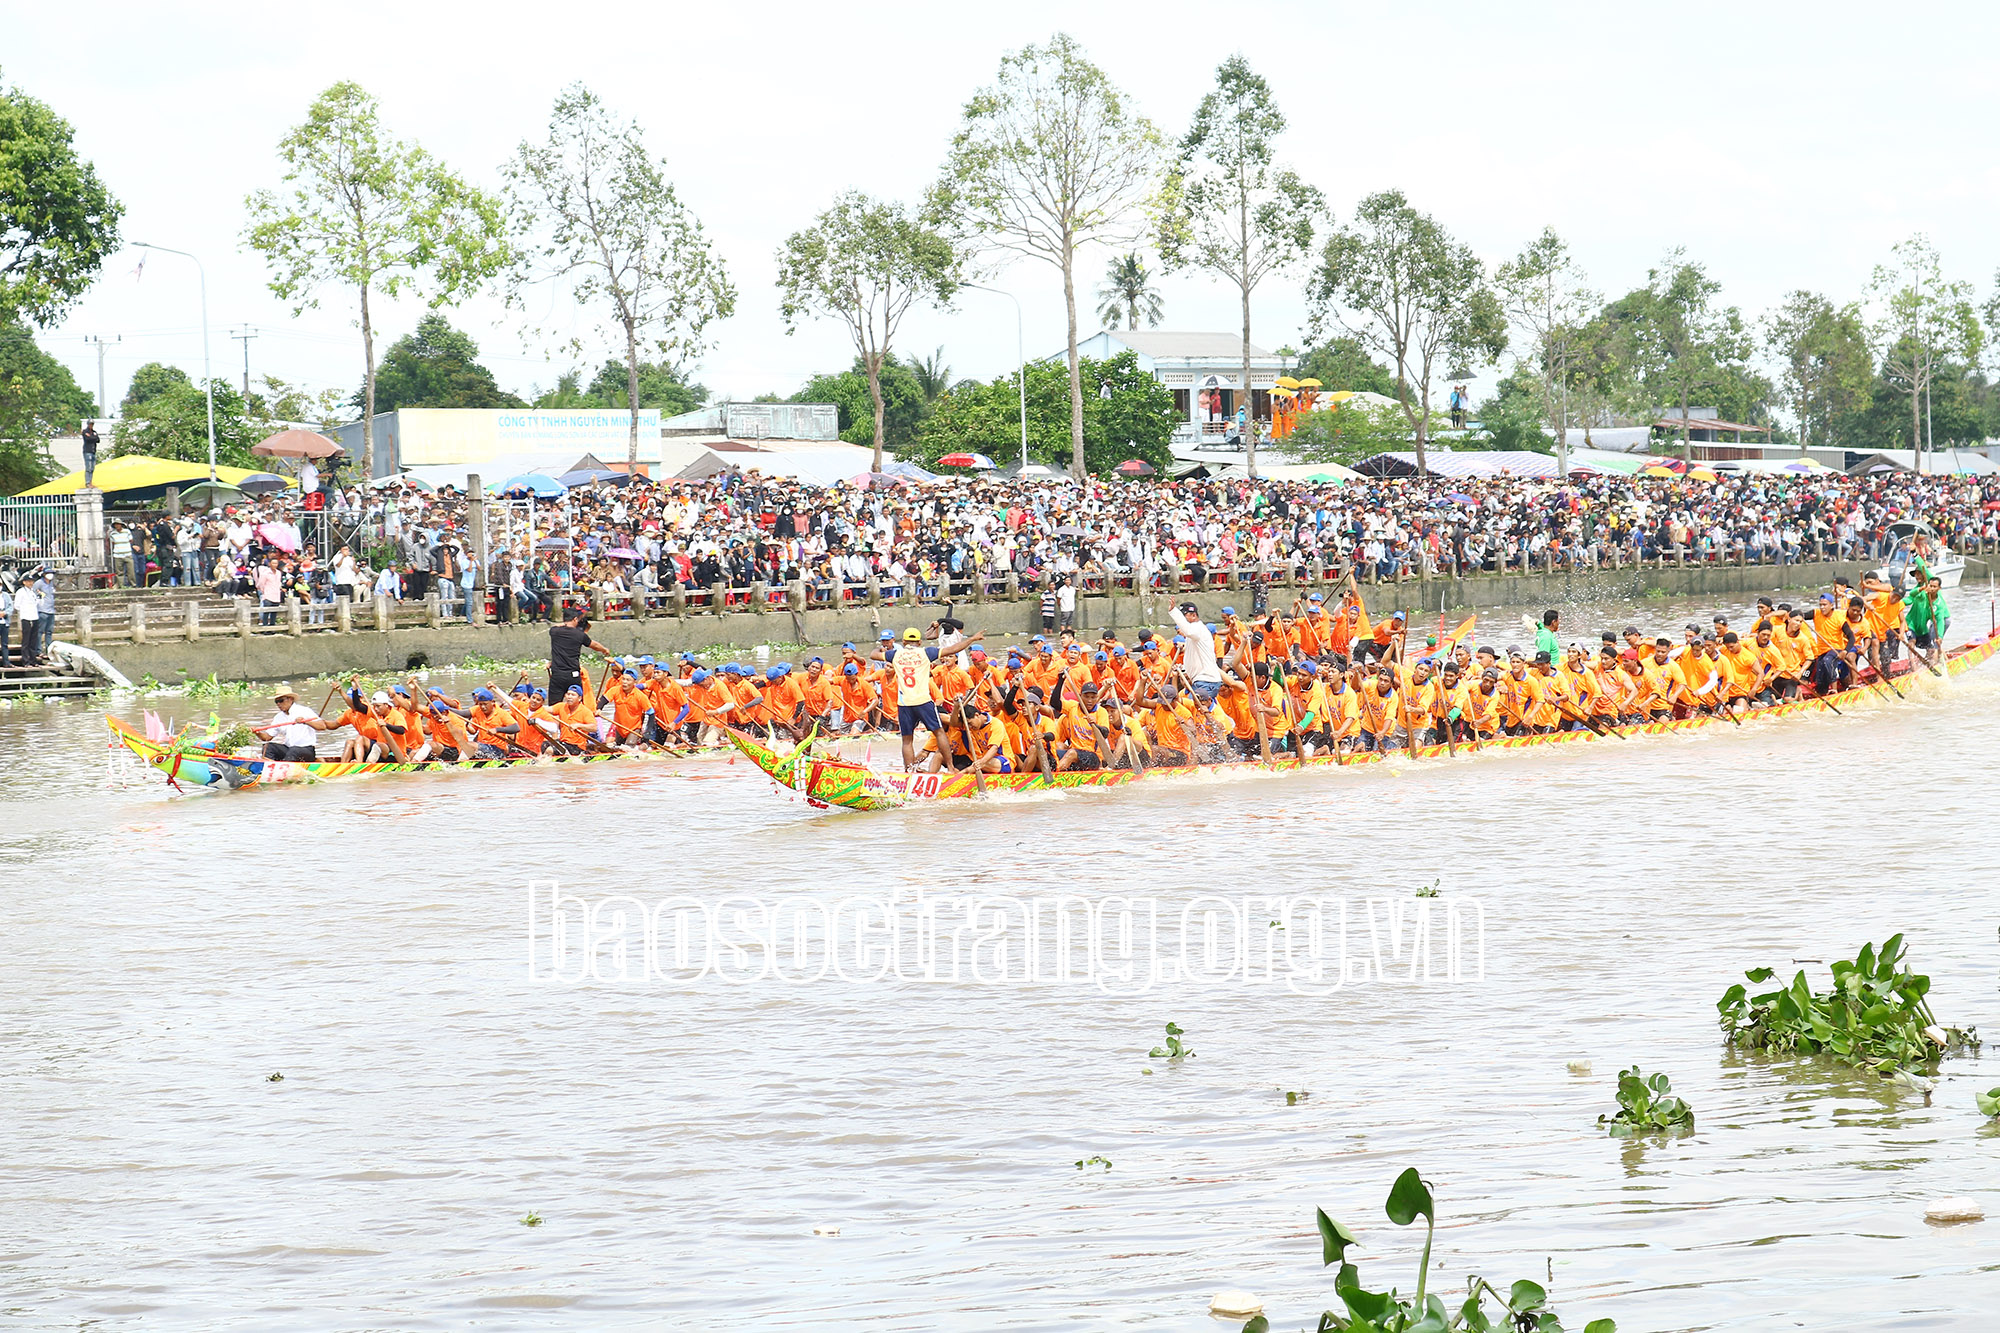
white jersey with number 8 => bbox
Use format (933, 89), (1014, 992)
(893, 645), (933, 706)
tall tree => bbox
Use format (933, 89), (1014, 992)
(1157, 56), (1322, 479)
(1613, 249), (1752, 458)
(776, 191), (962, 472)
(1, 74), (123, 328)
(1762, 291), (1873, 451)
(506, 83), (735, 469)
(1096, 252), (1163, 330)
(0, 318), (95, 491)
(1495, 227), (1596, 473)
(1310, 190), (1505, 476)
(795, 355), (931, 459)
(245, 81), (509, 476)
(909, 346), (953, 405)
(1867, 235), (1983, 466)
(913, 349), (1175, 475)
(938, 33), (1162, 478)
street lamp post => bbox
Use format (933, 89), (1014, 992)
(132, 242), (216, 483)
(963, 282), (1028, 471)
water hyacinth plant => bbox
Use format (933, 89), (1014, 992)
(1715, 935), (1977, 1074)
(1148, 1022), (1193, 1061)
(1243, 1168), (1616, 1333)
(1598, 1067), (1694, 1137)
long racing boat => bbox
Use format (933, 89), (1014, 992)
(729, 629), (2000, 813)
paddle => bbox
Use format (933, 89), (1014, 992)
(954, 696), (988, 796)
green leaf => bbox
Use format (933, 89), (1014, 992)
(1977, 1088), (2000, 1117)
(1341, 1284), (1396, 1323)
(1242, 1318), (1270, 1333)
(1584, 1321), (1618, 1333)
(1317, 1208), (1357, 1266)
(1409, 1294), (1450, 1333)
(1508, 1279), (1548, 1312)
(1384, 1167), (1434, 1226)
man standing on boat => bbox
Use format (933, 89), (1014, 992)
(893, 627), (941, 773)
(1169, 601), (1222, 708)
(548, 609), (611, 704)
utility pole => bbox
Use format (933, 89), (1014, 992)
(83, 334), (121, 417)
(230, 325), (260, 398)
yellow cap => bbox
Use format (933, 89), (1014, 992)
(902, 628), (922, 641)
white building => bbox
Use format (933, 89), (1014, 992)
(1073, 330), (1290, 447)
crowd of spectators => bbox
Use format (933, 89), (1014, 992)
(99, 463), (2000, 621)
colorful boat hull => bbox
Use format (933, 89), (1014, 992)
(729, 630), (2000, 813)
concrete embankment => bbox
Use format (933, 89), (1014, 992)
(86, 559), (1883, 685)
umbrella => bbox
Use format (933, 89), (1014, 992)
(1115, 458), (1155, 476)
(367, 473), (436, 491)
(1780, 458), (1827, 473)
(937, 452), (998, 470)
(1297, 378), (1323, 388)
(1274, 375), (1301, 389)
(1015, 464), (1060, 478)
(536, 537), (573, 550)
(496, 472), (567, 498)
(558, 467), (633, 487)
(178, 480), (247, 508)
(239, 472), (291, 495)
(1304, 471), (1354, 484)
(1868, 464), (1896, 473)
(256, 521), (300, 553)
(1685, 465), (1720, 482)
(251, 429), (343, 459)
(1447, 491), (1477, 504)
(604, 546), (642, 559)
(1638, 464), (1679, 478)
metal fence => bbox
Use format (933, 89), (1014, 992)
(0, 495), (83, 570)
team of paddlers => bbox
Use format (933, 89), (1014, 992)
(249, 560), (1952, 774)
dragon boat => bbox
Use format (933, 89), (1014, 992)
(730, 629), (2000, 813)
(105, 715), (725, 793)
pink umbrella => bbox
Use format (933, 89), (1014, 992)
(251, 429), (344, 459)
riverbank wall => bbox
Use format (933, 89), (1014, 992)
(79, 559), (1888, 685)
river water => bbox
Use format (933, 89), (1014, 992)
(6, 589), (2000, 1332)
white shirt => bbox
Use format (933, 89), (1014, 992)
(1170, 606), (1221, 685)
(267, 703), (319, 749)
(891, 644), (933, 706)
(12, 584), (37, 620)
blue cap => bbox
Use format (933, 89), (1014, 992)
(638, 655), (655, 666)
(1300, 661), (1318, 675)
(473, 687), (496, 702)
(566, 684), (582, 697)
(391, 685), (410, 697)
(766, 665), (784, 681)
(1206, 623), (1218, 633)
(1038, 641), (1052, 653)
(1093, 651), (1108, 662)
(878, 630), (893, 639)
(511, 683), (533, 695)
(1309, 592), (1324, 602)
(1172, 635), (1186, 645)
(1007, 652), (1023, 663)
(1031, 635), (1046, 642)
(623, 668), (639, 680)
(1112, 646), (1126, 657)
(807, 656), (824, 666)
(692, 668), (711, 683)
(843, 663), (858, 676)
(679, 653), (696, 662)
(722, 664), (743, 676)
(1222, 606), (1236, 616)
(533, 687), (546, 699)
(431, 700), (449, 713)
(842, 642), (856, 651)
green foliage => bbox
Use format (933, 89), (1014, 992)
(364, 312), (525, 411)
(245, 80), (511, 473)
(505, 83), (734, 467)
(1471, 368), (1555, 453)
(0, 318), (93, 489)
(1294, 337), (1399, 398)
(519, 1211), (543, 1227)
(1976, 1088), (2000, 1117)
(776, 189), (964, 469)
(1096, 252), (1163, 331)
(1716, 935), (1978, 1074)
(1866, 236), (1984, 453)
(1310, 189), (1507, 470)
(797, 355), (930, 458)
(0, 73), (124, 327)
(1600, 249), (1769, 435)
(111, 373), (267, 471)
(1763, 290), (1873, 450)
(1074, 1155), (1111, 1170)
(1280, 1170), (1617, 1333)
(1290, 400), (1409, 466)
(913, 349), (1174, 475)
(1598, 1066), (1694, 1137)
(1147, 1021), (1192, 1060)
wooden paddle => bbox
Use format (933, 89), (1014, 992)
(954, 696), (988, 796)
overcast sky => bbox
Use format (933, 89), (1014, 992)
(13, 0), (2000, 422)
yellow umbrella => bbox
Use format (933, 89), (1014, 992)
(1297, 378), (1323, 388)
(1274, 375), (1301, 390)
(18, 454), (297, 497)
(1685, 465), (1720, 481)
(1270, 386), (1296, 398)
(1638, 464), (1678, 478)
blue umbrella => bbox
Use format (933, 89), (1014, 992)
(1447, 491), (1477, 504)
(496, 472), (567, 499)
(558, 467), (633, 487)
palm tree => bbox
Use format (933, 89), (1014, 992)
(910, 346), (953, 405)
(1096, 253), (1164, 331)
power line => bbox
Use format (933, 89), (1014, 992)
(230, 324), (260, 396)
(82, 334), (122, 417)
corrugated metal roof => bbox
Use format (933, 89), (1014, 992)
(1102, 331), (1277, 360)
